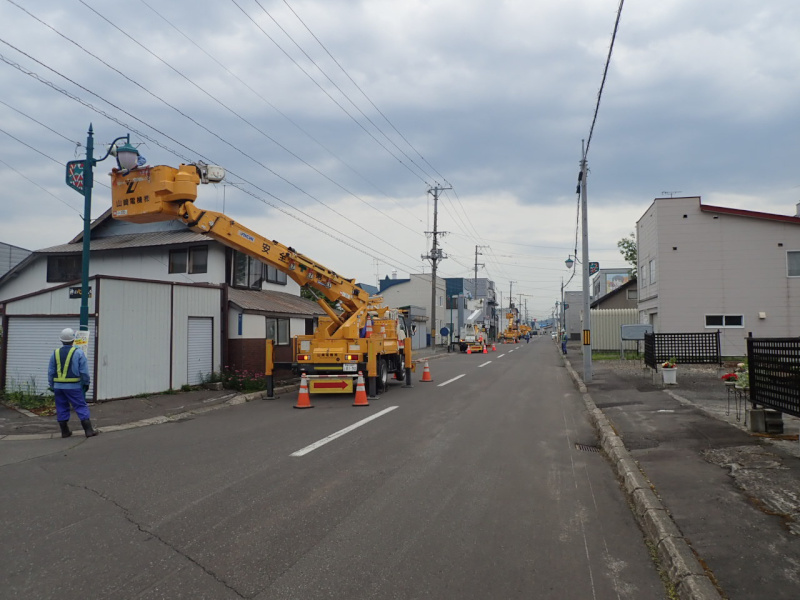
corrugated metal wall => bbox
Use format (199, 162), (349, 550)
(171, 285), (221, 389)
(590, 308), (640, 352)
(96, 279), (172, 399)
(5, 316), (95, 397)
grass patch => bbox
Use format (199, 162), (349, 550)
(2, 376), (56, 415)
(593, 351), (643, 361)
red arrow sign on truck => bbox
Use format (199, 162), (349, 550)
(313, 381), (350, 390)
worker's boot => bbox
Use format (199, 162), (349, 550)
(80, 419), (99, 438)
(58, 420), (72, 438)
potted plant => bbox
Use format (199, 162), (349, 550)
(661, 357), (677, 385)
(721, 372), (738, 387)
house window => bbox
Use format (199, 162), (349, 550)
(47, 255), (81, 282)
(626, 289), (638, 300)
(788, 251), (800, 277)
(640, 264), (647, 287)
(231, 251), (285, 288)
(705, 314), (744, 328)
(649, 259), (656, 284)
(266, 318), (290, 345)
(169, 246), (208, 274)
(265, 264), (287, 284)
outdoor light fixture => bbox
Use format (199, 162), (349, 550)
(565, 255), (578, 269)
(113, 141), (140, 171)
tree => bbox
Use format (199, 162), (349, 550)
(301, 285), (339, 310)
(617, 232), (637, 278)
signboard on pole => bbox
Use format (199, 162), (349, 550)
(65, 160), (86, 194)
(589, 262), (599, 275)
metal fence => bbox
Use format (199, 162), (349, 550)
(644, 331), (722, 369)
(746, 336), (800, 418)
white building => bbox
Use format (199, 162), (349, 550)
(0, 211), (323, 400)
(379, 273), (447, 346)
(636, 196), (800, 356)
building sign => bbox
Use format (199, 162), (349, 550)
(69, 286), (92, 299)
(589, 262), (599, 275)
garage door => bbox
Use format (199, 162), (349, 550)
(187, 317), (213, 385)
(5, 317), (95, 398)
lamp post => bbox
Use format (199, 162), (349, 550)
(66, 125), (138, 343)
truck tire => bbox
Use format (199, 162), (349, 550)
(394, 354), (406, 381)
(377, 358), (389, 392)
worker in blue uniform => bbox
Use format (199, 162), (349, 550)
(48, 328), (98, 438)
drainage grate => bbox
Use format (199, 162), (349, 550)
(575, 443), (601, 453)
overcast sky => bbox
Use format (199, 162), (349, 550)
(1, 0), (799, 319)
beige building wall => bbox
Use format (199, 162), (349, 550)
(637, 196), (800, 356)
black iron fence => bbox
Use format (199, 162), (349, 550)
(746, 336), (800, 418)
(644, 331), (721, 369)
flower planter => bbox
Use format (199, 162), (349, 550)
(662, 367), (677, 385)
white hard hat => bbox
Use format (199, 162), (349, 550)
(59, 328), (76, 343)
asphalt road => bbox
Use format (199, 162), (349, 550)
(1, 339), (667, 599)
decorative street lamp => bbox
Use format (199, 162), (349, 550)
(565, 255), (577, 269)
(65, 125), (137, 347)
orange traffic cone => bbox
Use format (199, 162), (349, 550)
(294, 374), (313, 409)
(467, 345), (472, 355)
(492, 343), (496, 351)
(420, 360), (433, 382)
(353, 372), (369, 406)
(483, 345), (488, 354)
(365, 317), (373, 338)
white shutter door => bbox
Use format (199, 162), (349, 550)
(187, 317), (213, 385)
(5, 318), (95, 397)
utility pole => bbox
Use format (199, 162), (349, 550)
(422, 183), (450, 347)
(474, 245), (487, 298)
(580, 141), (592, 383)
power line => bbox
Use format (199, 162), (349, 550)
(280, 0), (451, 185)
(0, 50), (423, 274)
(70, 1), (422, 259)
(230, 0), (430, 187)
(135, 0), (423, 227)
(584, 0), (625, 159)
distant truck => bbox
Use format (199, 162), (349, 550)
(454, 308), (486, 353)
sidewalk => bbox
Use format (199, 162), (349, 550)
(0, 384), (302, 441)
(0, 346), (451, 441)
(563, 343), (800, 600)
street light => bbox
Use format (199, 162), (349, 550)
(65, 125), (137, 345)
(565, 254), (579, 269)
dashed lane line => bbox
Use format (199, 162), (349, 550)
(291, 406), (399, 457)
(438, 374), (466, 387)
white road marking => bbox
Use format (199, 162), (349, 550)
(497, 353), (506, 358)
(478, 361), (492, 368)
(438, 374), (466, 387)
(291, 406), (398, 457)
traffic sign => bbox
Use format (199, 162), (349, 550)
(589, 261), (599, 275)
(440, 327), (450, 337)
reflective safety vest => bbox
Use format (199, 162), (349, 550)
(54, 346), (81, 383)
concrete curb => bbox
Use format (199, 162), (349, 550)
(0, 385), (300, 441)
(562, 356), (723, 600)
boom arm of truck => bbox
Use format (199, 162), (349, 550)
(110, 163), (377, 338)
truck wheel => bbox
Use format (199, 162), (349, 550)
(394, 355), (406, 381)
(377, 358), (389, 392)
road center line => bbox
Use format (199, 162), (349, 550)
(478, 361), (492, 368)
(291, 406), (398, 457)
(438, 374), (466, 387)
(497, 353), (506, 358)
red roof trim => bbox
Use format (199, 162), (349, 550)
(700, 203), (800, 225)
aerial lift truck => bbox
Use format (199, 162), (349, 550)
(110, 162), (413, 397)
